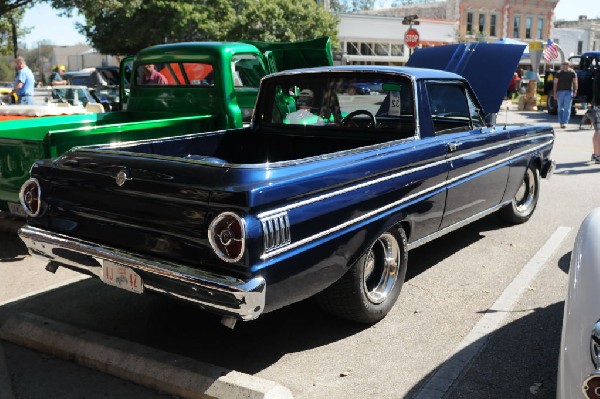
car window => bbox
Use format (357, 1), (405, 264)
(232, 54), (266, 89)
(426, 82), (472, 135)
(258, 72), (415, 137)
(98, 69), (119, 85)
(136, 62), (214, 87)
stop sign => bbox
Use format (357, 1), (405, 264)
(404, 28), (420, 48)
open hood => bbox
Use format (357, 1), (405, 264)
(406, 42), (525, 115)
(242, 36), (333, 73)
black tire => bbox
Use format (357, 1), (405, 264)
(498, 164), (540, 224)
(315, 227), (408, 323)
(547, 95), (557, 115)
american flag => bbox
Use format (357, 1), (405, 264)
(543, 39), (559, 62)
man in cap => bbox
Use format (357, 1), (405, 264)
(50, 65), (67, 86)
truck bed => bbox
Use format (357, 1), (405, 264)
(92, 125), (414, 166)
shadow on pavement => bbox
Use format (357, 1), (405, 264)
(405, 301), (564, 399)
(407, 215), (508, 281)
(0, 232), (28, 262)
(0, 276), (368, 376)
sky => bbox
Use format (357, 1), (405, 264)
(21, 0), (600, 48)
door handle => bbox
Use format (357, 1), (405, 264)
(447, 142), (462, 152)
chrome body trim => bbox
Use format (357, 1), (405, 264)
(18, 225), (266, 320)
(261, 212), (291, 253)
(259, 138), (553, 260)
(257, 135), (553, 219)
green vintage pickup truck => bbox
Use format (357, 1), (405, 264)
(0, 37), (332, 215)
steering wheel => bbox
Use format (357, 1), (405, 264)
(341, 110), (376, 128)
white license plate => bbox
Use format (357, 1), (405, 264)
(101, 260), (143, 294)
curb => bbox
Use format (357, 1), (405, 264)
(0, 313), (293, 399)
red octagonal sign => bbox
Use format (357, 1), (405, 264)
(404, 28), (420, 49)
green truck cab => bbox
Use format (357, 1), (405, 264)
(0, 37), (332, 215)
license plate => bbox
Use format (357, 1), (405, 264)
(101, 260), (143, 294)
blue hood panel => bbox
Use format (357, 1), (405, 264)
(406, 43), (526, 115)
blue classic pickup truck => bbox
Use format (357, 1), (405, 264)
(18, 43), (555, 328)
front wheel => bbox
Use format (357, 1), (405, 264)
(498, 164), (540, 224)
(315, 227), (408, 323)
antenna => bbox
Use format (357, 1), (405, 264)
(504, 104), (509, 130)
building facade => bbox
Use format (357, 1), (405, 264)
(554, 16), (600, 58)
(338, 13), (457, 64)
(368, 0), (559, 43)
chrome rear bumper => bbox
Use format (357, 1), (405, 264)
(18, 225), (265, 321)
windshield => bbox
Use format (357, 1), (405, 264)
(98, 68), (119, 86)
(257, 72), (415, 134)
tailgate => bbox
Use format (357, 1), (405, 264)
(37, 150), (232, 268)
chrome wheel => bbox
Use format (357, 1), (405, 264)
(498, 164), (540, 225)
(363, 233), (400, 304)
(315, 227), (408, 324)
(514, 167), (536, 213)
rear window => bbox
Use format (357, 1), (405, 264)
(135, 62), (214, 87)
(257, 72), (415, 136)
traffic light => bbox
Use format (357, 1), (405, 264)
(402, 15), (420, 25)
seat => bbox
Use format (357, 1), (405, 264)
(85, 103), (105, 113)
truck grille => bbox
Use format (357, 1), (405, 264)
(261, 212), (291, 253)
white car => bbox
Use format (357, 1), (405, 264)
(558, 208), (600, 399)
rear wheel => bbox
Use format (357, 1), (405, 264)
(498, 164), (540, 224)
(316, 227), (408, 323)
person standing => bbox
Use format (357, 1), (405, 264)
(11, 56), (35, 105)
(587, 108), (600, 163)
(553, 61), (578, 128)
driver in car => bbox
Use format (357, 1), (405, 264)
(284, 89), (324, 125)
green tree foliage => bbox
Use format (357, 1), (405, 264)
(0, 7), (30, 57)
(233, 0), (338, 43)
(0, 0), (35, 16)
(49, 0), (339, 55)
(329, 0), (376, 12)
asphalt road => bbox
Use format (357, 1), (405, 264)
(0, 105), (598, 398)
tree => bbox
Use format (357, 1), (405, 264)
(232, 0), (338, 43)
(0, 8), (30, 57)
(49, 0), (338, 55)
(0, 0), (35, 16)
(329, 0), (375, 12)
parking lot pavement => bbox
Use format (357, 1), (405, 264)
(0, 313), (293, 399)
(0, 341), (15, 399)
(0, 104), (588, 399)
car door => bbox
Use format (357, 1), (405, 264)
(424, 80), (510, 230)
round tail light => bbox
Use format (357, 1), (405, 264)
(19, 178), (42, 217)
(583, 373), (600, 399)
(208, 212), (246, 263)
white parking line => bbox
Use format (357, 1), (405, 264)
(414, 226), (571, 399)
